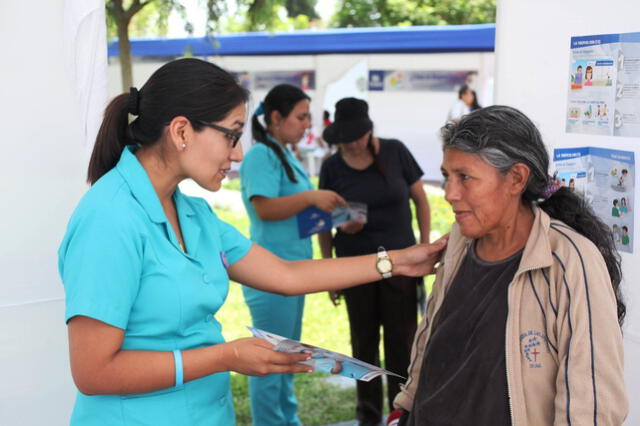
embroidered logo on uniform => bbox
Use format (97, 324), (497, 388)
(519, 330), (547, 369)
(220, 251), (230, 269)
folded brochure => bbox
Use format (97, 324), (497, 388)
(296, 202), (368, 239)
(248, 327), (403, 382)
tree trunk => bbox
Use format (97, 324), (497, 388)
(117, 19), (133, 92)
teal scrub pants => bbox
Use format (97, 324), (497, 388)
(242, 287), (305, 426)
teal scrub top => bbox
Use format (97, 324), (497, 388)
(240, 141), (313, 260)
(58, 146), (252, 426)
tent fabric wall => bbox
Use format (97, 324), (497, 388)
(1, 1), (106, 424)
(494, 0), (640, 423)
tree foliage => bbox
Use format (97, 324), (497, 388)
(106, 0), (230, 91)
(331, 0), (496, 28)
(285, 0), (318, 19)
(239, 0), (318, 31)
(106, 0), (319, 91)
(106, 1), (174, 38)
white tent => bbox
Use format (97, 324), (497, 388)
(2, 1), (639, 424)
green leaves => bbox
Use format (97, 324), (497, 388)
(331, 0), (496, 28)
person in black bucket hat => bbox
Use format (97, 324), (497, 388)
(318, 98), (432, 426)
(322, 97), (373, 145)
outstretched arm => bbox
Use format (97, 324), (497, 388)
(228, 236), (449, 296)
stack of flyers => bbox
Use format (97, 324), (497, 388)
(296, 202), (369, 238)
(249, 327), (403, 382)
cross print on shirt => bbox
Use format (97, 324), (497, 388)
(532, 348), (540, 362)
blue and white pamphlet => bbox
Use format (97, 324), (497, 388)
(296, 202), (367, 239)
(248, 327), (403, 382)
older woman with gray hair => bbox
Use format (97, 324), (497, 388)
(390, 105), (627, 425)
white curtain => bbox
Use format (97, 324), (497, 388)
(64, 0), (108, 152)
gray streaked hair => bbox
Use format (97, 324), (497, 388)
(441, 105), (549, 203)
(441, 105), (626, 325)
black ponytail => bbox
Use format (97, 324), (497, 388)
(251, 84), (310, 183)
(87, 94), (131, 184)
(87, 58), (248, 185)
(367, 132), (387, 182)
(539, 188), (625, 324)
(251, 113), (297, 183)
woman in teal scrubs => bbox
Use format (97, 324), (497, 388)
(240, 84), (345, 425)
(58, 58), (448, 426)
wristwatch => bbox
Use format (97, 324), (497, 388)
(376, 246), (393, 279)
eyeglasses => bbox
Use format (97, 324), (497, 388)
(195, 120), (242, 148)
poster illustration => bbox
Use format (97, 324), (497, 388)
(553, 147), (634, 253)
(368, 70), (474, 92)
(253, 70), (315, 91)
(566, 32), (640, 137)
(231, 71), (315, 91)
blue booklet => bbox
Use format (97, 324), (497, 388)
(296, 203), (366, 238)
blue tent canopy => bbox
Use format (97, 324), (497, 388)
(108, 24), (495, 57)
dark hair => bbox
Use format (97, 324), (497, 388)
(441, 105), (625, 325)
(251, 84), (310, 183)
(88, 58), (248, 184)
(458, 84), (471, 100)
(470, 90), (481, 111)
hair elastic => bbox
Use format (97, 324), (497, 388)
(541, 174), (562, 200)
(254, 101), (265, 116)
(128, 87), (140, 116)
(173, 349), (184, 389)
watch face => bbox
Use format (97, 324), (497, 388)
(377, 258), (392, 274)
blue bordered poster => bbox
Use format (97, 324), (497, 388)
(553, 147), (635, 253)
(368, 70), (474, 92)
(566, 32), (640, 137)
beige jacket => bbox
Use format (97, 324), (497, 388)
(394, 207), (628, 425)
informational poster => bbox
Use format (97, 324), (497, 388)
(566, 32), (640, 137)
(553, 147), (635, 253)
(253, 70), (315, 91)
(368, 70), (475, 92)
(230, 71), (315, 91)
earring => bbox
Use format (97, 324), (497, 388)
(182, 143), (186, 150)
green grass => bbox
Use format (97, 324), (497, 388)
(231, 372), (358, 425)
(215, 180), (454, 425)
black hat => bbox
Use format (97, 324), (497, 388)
(322, 98), (373, 145)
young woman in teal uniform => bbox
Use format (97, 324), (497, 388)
(58, 59), (448, 426)
(240, 84), (346, 425)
